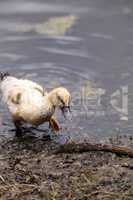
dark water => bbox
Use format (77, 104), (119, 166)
(0, 0), (133, 145)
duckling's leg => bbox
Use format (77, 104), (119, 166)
(49, 116), (60, 133)
(13, 120), (23, 137)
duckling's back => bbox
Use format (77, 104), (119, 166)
(0, 74), (49, 125)
(0, 74), (45, 102)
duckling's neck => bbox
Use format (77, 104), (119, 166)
(46, 89), (58, 108)
(42, 94), (56, 119)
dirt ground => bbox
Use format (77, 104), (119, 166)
(0, 134), (133, 200)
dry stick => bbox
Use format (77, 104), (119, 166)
(55, 143), (133, 157)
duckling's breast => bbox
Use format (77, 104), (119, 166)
(16, 89), (54, 126)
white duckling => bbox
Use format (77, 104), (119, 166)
(0, 73), (71, 136)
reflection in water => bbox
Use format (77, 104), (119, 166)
(0, 0), (133, 146)
(15, 15), (77, 36)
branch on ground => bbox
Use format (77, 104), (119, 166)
(55, 142), (133, 158)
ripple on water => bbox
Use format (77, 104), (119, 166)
(39, 47), (89, 58)
(0, 0), (132, 146)
(0, 2), (89, 14)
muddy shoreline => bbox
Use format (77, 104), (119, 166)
(0, 135), (132, 200)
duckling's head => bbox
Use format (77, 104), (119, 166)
(48, 87), (71, 119)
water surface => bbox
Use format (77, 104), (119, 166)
(0, 0), (133, 145)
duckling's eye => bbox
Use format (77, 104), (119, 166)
(57, 95), (65, 106)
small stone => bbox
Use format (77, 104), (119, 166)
(122, 163), (128, 167)
(48, 172), (63, 179)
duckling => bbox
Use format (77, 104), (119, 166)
(0, 73), (71, 136)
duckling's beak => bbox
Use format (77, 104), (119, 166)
(61, 106), (72, 120)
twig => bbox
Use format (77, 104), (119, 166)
(55, 142), (133, 158)
(0, 175), (5, 183)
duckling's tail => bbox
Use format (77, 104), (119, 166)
(0, 72), (10, 81)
